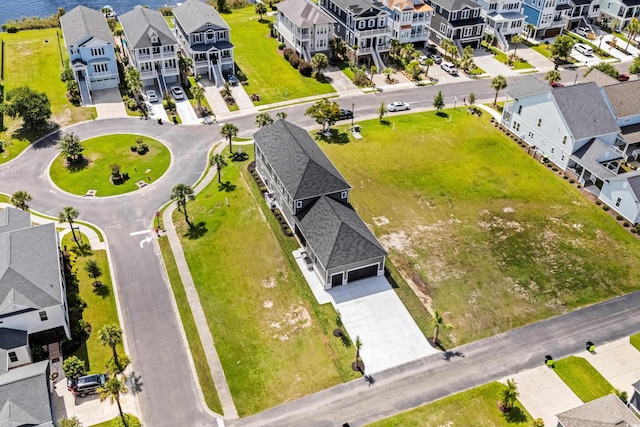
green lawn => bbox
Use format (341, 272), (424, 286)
(49, 134), (171, 196)
(367, 382), (533, 426)
(0, 29), (95, 165)
(157, 236), (223, 414)
(630, 333), (640, 352)
(225, 7), (335, 104)
(171, 148), (358, 415)
(319, 111), (640, 347)
(0, 193), (11, 204)
(529, 42), (553, 59)
(62, 232), (123, 374)
(554, 356), (615, 402)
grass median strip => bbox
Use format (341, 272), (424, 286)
(553, 356), (615, 402)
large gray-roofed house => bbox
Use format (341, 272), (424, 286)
(60, 5), (115, 47)
(277, 0), (335, 27)
(254, 120), (387, 288)
(275, 0), (336, 61)
(119, 6), (177, 50)
(602, 80), (640, 121)
(552, 83), (620, 140)
(0, 208), (30, 234)
(173, 0), (230, 34)
(556, 393), (638, 427)
(0, 360), (54, 427)
(504, 75), (550, 99)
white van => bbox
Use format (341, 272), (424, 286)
(441, 62), (458, 75)
(575, 43), (593, 56)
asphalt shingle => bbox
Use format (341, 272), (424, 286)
(556, 394), (638, 427)
(0, 328), (28, 350)
(277, 0), (336, 28)
(60, 5), (115, 48)
(120, 6), (177, 50)
(505, 75), (550, 99)
(603, 80), (640, 119)
(0, 361), (53, 427)
(173, 0), (230, 34)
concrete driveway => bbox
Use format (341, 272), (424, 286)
(580, 338), (640, 397)
(167, 84), (200, 124)
(92, 88), (127, 119)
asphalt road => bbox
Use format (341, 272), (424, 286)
(0, 69), (636, 426)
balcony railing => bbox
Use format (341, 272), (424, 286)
(92, 71), (113, 79)
(355, 27), (391, 37)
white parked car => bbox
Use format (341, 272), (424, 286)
(146, 90), (158, 103)
(441, 62), (458, 75)
(574, 43), (593, 56)
(170, 86), (185, 100)
(386, 101), (411, 112)
(575, 27), (592, 37)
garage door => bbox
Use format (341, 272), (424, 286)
(331, 273), (343, 287)
(91, 77), (118, 90)
(347, 264), (379, 283)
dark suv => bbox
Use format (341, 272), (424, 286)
(339, 109), (353, 120)
(67, 373), (107, 397)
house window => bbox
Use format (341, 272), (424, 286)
(562, 135), (567, 144)
(517, 105), (523, 114)
(513, 121), (520, 131)
(463, 27), (472, 36)
(90, 47), (105, 56)
(341, 191), (348, 199)
(296, 200), (303, 209)
(616, 197), (621, 207)
(39, 311), (48, 321)
(528, 131), (534, 138)
(151, 36), (159, 43)
(440, 23), (447, 33)
(537, 118), (542, 127)
(461, 9), (470, 18)
(8, 352), (17, 363)
(71, 48), (78, 55)
(358, 20), (365, 29)
(153, 46), (161, 54)
(194, 34), (203, 43)
(93, 63), (108, 73)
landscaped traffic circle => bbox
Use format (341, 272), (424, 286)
(49, 134), (171, 197)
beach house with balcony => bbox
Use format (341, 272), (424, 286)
(380, 0), (434, 46)
(598, 0), (640, 31)
(173, 0), (235, 86)
(60, 5), (119, 105)
(522, 0), (565, 37)
(319, 0), (392, 69)
(473, 0), (526, 50)
(426, 0), (485, 50)
(120, 5), (180, 91)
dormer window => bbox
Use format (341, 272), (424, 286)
(148, 29), (159, 44)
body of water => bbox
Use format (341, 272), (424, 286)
(0, 0), (184, 25)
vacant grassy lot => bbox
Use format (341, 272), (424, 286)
(50, 134), (171, 196)
(320, 110), (640, 347)
(224, 7), (335, 104)
(368, 382), (533, 426)
(172, 148), (357, 415)
(0, 29), (95, 164)
(62, 232), (123, 373)
(554, 356), (615, 402)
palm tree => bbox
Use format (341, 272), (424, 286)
(377, 102), (387, 122)
(499, 378), (520, 412)
(354, 335), (363, 372)
(433, 91), (445, 112)
(369, 65), (377, 83)
(276, 111), (288, 120)
(171, 184), (195, 226)
(382, 67), (394, 83)
(190, 84), (205, 114)
(220, 123), (239, 153)
(255, 2), (267, 21)
(423, 57), (435, 76)
(490, 75), (508, 106)
(625, 18), (640, 51)
(211, 154), (228, 184)
(432, 310), (452, 344)
(10, 190), (32, 211)
(84, 260), (103, 287)
(98, 375), (128, 426)
(544, 69), (562, 85)
(511, 34), (524, 58)
(311, 53), (329, 77)
(255, 112), (274, 128)
(58, 206), (81, 243)
(124, 67), (143, 101)
(99, 324), (123, 370)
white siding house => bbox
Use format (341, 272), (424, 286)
(381, 0), (433, 46)
(276, 0), (336, 62)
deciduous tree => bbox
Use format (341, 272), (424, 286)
(0, 86), (51, 128)
(62, 355), (86, 379)
(304, 98), (341, 131)
(551, 35), (575, 61)
(255, 2), (267, 21)
(433, 91), (445, 112)
(59, 132), (84, 163)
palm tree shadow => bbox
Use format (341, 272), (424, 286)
(503, 407), (528, 424)
(93, 283), (111, 298)
(218, 181), (236, 192)
(184, 221), (208, 239)
(70, 242), (93, 257)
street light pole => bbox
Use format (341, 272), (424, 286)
(574, 73), (579, 85)
(351, 103), (355, 128)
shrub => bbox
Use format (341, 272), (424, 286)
(298, 61), (313, 77)
(137, 143), (149, 155)
(289, 53), (300, 69)
(569, 179), (575, 184)
(3, 24), (18, 33)
(283, 47), (295, 61)
(603, 205), (610, 211)
(236, 70), (247, 82)
(130, 146), (137, 152)
(546, 163), (552, 168)
(105, 354), (130, 374)
(617, 214), (623, 220)
(563, 175), (568, 179)
(633, 228), (638, 234)
(62, 356), (86, 379)
(278, 43), (286, 50)
(596, 200), (602, 205)
(111, 414), (141, 427)
(624, 222), (630, 227)
(552, 167), (558, 172)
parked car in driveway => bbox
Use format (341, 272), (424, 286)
(146, 90), (158, 102)
(575, 27), (592, 37)
(441, 62), (458, 75)
(618, 73), (630, 81)
(386, 101), (410, 112)
(226, 74), (239, 85)
(574, 43), (593, 56)
(429, 52), (443, 64)
(339, 109), (353, 120)
(170, 86), (185, 100)
(68, 373), (107, 398)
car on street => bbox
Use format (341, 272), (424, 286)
(429, 52), (443, 63)
(386, 101), (410, 112)
(618, 73), (630, 81)
(170, 86), (185, 100)
(550, 81), (564, 88)
(67, 373), (107, 398)
(339, 109), (354, 120)
(146, 90), (158, 103)
(226, 74), (239, 85)
(575, 27), (592, 37)
(441, 62), (458, 75)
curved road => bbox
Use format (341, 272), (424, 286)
(0, 71), (636, 426)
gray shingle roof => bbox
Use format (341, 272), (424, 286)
(570, 138), (620, 180)
(277, 0), (336, 28)
(254, 120), (351, 200)
(552, 82), (620, 140)
(505, 75), (550, 99)
(428, 0), (478, 12)
(120, 6), (177, 50)
(603, 80), (640, 119)
(0, 329), (28, 350)
(296, 196), (387, 269)
(173, 0), (230, 34)
(330, 0), (385, 16)
(60, 5), (115, 48)
(0, 209), (30, 235)
(0, 360), (53, 427)
(582, 68), (620, 87)
(0, 222), (63, 311)
(556, 394), (639, 427)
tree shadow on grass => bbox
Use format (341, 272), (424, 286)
(70, 242), (92, 257)
(184, 221), (208, 240)
(316, 129), (350, 144)
(436, 111), (448, 118)
(92, 283), (111, 298)
(65, 157), (90, 173)
(503, 407), (529, 424)
(13, 122), (60, 149)
(218, 181), (237, 192)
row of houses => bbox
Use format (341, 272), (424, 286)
(500, 73), (640, 224)
(60, 0), (236, 104)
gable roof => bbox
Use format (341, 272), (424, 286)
(556, 394), (639, 427)
(505, 75), (550, 99)
(603, 80), (640, 119)
(551, 82), (620, 140)
(120, 6), (177, 49)
(296, 196), (387, 269)
(253, 120), (351, 200)
(570, 138), (620, 180)
(173, 0), (230, 34)
(0, 328), (28, 350)
(0, 209), (30, 235)
(606, 169), (640, 202)
(0, 221), (63, 312)
(0, 361), (53, 427)
(428, 0), (479, 12)
(331, 0), (386, 15)
(582, 68), (620, 87)
(277, 0), (336, 27)
(382, 0), (434, 12)
(60, 5), (115, 48)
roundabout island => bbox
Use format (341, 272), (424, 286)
(49, 133), (171, 197)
